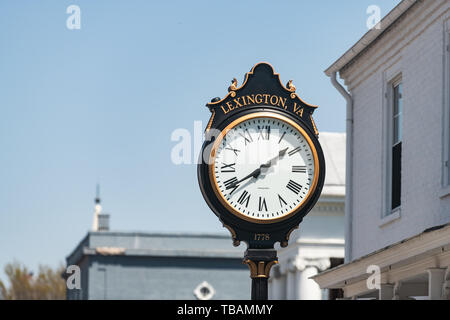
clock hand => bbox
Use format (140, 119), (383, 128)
(228, 168), (261, 189)
(228, 148), (289, 188)
(260, 147), (289, 169)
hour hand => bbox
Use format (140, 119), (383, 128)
(228, 168), (261, 189)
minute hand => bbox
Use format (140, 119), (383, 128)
(260, 147), (289, 169)
(228, 148), (288, 188)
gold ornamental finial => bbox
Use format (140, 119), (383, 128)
(286, 80), (296, 93)
(228, 77), (238, 91)
(227, 78), (238, 97)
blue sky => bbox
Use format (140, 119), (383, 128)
(0, 0), (400, 281)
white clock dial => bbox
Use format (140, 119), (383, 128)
(211, 113), (317, 222)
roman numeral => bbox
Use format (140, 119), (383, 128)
(239, 129), (253, 145)
(224, 177), (239, 195)
(259, 197), (268, 212)
(257, 125), (270, 140)
(288, 147), (301, 156)
(286, 180), (302, 194)
(237, 190), (251, 208)
(278, 132), (286, 144)
(292, 166), (307, 173)
(221, 163), (236, 173)
(278, 194), (287, 207)
(225, 147), (240, 156)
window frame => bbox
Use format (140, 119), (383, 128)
(381, 69), (403, 224)
(391, 81), (403, 211)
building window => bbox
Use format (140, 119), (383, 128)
(391, 82), (402, 210)
(383, 74), (403, 218)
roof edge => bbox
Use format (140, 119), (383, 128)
(324, 0), (418, 77)
(311, 222), (450, 287)
(86, 231), (231, 238)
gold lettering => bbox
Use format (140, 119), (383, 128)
(255, 94), (263, 104)
(278, 97), (287, 109)
(233, 97), (243, 108)
(241, 96), (248, 106)
(293, 103), (304, 117)
(226, 101), (235, 111)
(270, 95), (278, 106)
(254, 233), (270, 241)
(263, 94), (270, 104)
(246, 95), (255, 104)
(221, 105), (230, 114)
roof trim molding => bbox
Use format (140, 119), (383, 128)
(324, 0), (418, 77)
(311, 223), (450, 291)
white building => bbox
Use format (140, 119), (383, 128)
(313, 0), (450, 300)
(269, 132), (346, 300)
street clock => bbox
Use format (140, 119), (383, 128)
(197, 63), (325, 299)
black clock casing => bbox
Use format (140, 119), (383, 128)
(197, 63), (325, 249)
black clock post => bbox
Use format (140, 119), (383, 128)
(198, 63), (326, 301)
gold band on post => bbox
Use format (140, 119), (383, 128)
(243, 259), (278, 279)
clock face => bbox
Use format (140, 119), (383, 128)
(209, 112), (318, 223)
